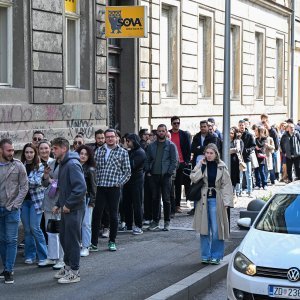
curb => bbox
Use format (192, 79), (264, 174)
(146, 253), (232, 300)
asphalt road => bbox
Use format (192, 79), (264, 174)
(0, 214), (243, 300)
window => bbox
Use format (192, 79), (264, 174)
(160, 5), (178, 97)
(275, 38), (284, 98)
(65, 2), (80, 87)
(0, 5), (12, 85)
(254, 32), (264, 99)
(256, 194), (300, 234)
(198, 10), (213, 99)
(230, 25), (241, 99)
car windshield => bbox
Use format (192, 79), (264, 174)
(255, 194), (300, 234)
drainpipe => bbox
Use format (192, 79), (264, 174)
(222, 0), (231, 171)
(290, 0), (295, 119)
(134, 0), (140, 132)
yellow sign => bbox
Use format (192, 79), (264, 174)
(105, 6), (148, 38)
(65, 0), (77, 13)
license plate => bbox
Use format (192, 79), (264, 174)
(269, 286), (300, 299)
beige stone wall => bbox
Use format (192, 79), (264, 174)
(139, 0), (292, 134)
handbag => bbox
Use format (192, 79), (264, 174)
(47, 216), (60, 234)
(237, 152), (247, 172)
(257, 152), (267, 159)
(48, 180), (58, 198)
(187, 179), (204, 201)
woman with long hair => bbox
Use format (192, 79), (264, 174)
(230, 127), (244, 197)
(40, 140), (64, 270)
(254, 126), (268, 190)
(190, 143), (233, 265)
(20, 143), (51, 266)
(75, 145), (96, 257)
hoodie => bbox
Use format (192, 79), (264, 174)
(127, 133), (146, 183)
(56, 151), (87, 211)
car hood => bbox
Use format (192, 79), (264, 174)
(238, 228), (300, 269)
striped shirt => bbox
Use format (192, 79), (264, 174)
(95, 144), (131, 187)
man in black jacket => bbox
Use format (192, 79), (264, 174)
(123, 134), (146, 234)
(169, 116), (191, 214)
(280, 123), (300, 182)
(191, 120), (219, 167)
(239, 120), (256, 197)
(145, 124), (178, 231)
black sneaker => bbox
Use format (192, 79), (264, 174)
(4, 271), (14, 284)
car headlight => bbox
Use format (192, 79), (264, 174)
(234, 251), (256, 276)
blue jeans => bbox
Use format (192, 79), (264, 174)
(254, 164), (267, 188)
(0, 207), (20, 272)
(21, 201), (48, 261)
(200, 198), (224, 260)
(240, 161), (252, 193)
(81, 198), (93, 248)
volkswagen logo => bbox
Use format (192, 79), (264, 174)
(287, 268), (300, 282)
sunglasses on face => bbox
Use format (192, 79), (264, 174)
(172, 122), (180, 125)
(33, 137), (42, 142)
(74, 141), (82, 146)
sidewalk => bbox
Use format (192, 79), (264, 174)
(2, 185), (282, 299)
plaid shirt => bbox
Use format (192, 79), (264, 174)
(95, 145), (131, 187)
(26, 163), (45, 214)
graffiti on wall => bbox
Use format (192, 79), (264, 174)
(0, 104), (106, 148)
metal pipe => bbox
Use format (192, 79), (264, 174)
(290, 0), (295, 119)
(222, 0), (231, 171)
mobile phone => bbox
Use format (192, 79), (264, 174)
(42, 162), (48, 168)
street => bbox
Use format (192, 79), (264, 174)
(0, 185), (284, 299)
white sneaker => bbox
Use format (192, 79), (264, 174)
(101, 228), (110, 238)
(38, 259), (56, 267)
(53, 261), (65, 270)
(80, 247), (89, 257)
(54, 267), (69, 279)
(24, 258), (35, 264)
(132, 227), (143, 235)
(58, 269), (80, 284)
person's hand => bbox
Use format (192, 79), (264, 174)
(43, 166), (51, 179)
(52, 206), (59, 214)
(63, 205), (70, 214)
(201, 158), (206, 165)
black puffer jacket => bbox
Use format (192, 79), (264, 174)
(241, 130), (256, 163)
(126, 134), (146, 182)
(82, 164), (97, 207)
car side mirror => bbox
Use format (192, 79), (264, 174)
(237, 217), (252, 229)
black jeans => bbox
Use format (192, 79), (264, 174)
(123, 178), (144, 229)
(173, 163), (191, 206)
(60, 209), (84, 271)
(286, 156), (300, 181)
(150, 174), (172, 223)
(91, 187), (120, 245)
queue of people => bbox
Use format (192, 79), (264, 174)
(0, 114), (299, 284)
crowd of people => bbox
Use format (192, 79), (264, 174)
(0, 113), (299, 284)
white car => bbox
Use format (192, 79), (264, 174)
(227, 182), (300, 299)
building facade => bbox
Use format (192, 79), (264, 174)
(0, 0), (298, 149)
(139, 0), (295, 133)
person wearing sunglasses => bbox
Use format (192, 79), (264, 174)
(32, 131), (45, 148)
(73, 134), (85, 151)
(169, 116), (191, 215)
